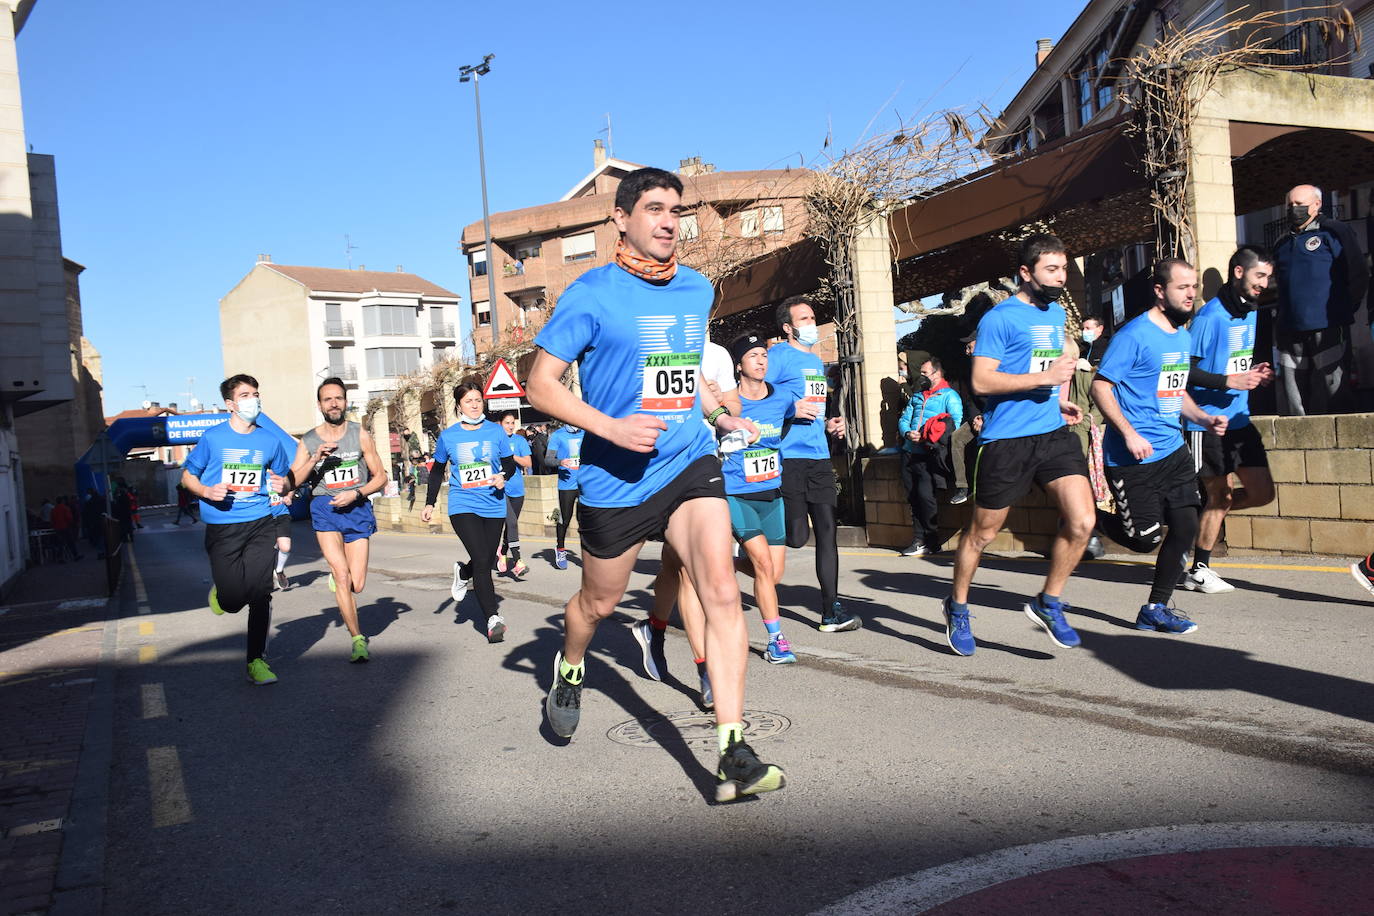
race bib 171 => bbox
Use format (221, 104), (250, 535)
(224, 463), (263, 493)
(323, 460), (360, 489)
(641, 353), (699, 411)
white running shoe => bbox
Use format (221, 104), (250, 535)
(1181, 564), (1235, 594)
(451, 561), (472, 603)
(486, 615), (507, 643)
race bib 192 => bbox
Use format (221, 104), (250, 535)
(641, 353), (699, 411)
(224, 463), (263, 494)
(323, 460), (360, 490)
(458, 461), (493, 489)
(742, 448), (780, 483)
(1226, 348), (1253, 376)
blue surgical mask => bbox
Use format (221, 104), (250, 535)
(794, 325), (820, 347)
(1082, 329), (1098, 343)
(235, 396), (261, 422)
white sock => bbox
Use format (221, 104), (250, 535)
(275, 550), (289, 573)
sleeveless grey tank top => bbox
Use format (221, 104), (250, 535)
(302, 421), (370, 497)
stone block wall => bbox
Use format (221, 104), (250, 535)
(373, 473), (577, 541)
(865, 414), (1374, 559)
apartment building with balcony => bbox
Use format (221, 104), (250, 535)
(459, 142), (813, 357)
(219, 258), (463, 433)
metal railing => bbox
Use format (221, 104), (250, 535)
(1264, 21), (1332, 73)
(430, 323), (456, 338)
(323, 320), (354, 338)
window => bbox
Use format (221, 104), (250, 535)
(679, 214), (700, 241)
(432, 345), (451, 362)
(362, 305), (417, 337)
(365, 348), (421, 378)
(762, 206), (784, 234)
(563, 231), (596, 262)
(367, 390), (389, 404)
(471, 249), (487, 277)
(429, 306), (444, 329)
(740, 209), (759, 238)
(476, 306), (491, 327)
(515, 239), (542, 259)
(325, 302), (342, 322)
(1077, 68), (1094, 127)
(327, 347), (346, 373)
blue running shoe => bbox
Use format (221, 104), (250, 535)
(942, 597), (976, 657)
(1024, 594), (1081, 648)
(764, 633), (796, 665)
(555, 548), (568, 570)
(818, 601), (861, 633)
(1135, 603), (1198, 635)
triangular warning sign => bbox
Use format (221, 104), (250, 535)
(482, 358), (526, 399)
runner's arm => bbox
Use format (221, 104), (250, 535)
(527, 348), (666, 453)
(971, 354), (1075, 396)
(180, 468), (227, 502)
(1181, 392), (1228, 433)
(1091, 377), (1152, 461)
(424, 461), (448, 507)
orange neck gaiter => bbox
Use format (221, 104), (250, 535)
(614, 237), (677, 283)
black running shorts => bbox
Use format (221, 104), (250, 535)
(576, 455), (726, 559)
(1189, 424), (1267, 479)
(273, 513), (292, 540)
(1105, 444), (1201, 542)
(781, 457), (838, 510)
(973, 425), (1088, 510)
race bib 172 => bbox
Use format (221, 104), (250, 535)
(640, 353), (699, 411)
(224, 463), (263, 494)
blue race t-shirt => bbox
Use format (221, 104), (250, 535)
(765, 343), (830, 460)
(183, 420), (292, 524)
(1096, 311), (1192, 466)
(1187, 296), (1256, 431)
(255, 412), (301, 517)
(724, 382), (795, 496)
(546, 427), (585, 491)
(433, 419), (514, 519)
(505, 433), (531, 499)
(973, 297), (1067, 442)
(534, 262), (716, 508)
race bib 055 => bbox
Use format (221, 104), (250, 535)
(641, 353), (700, 411)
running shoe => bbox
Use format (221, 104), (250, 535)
(328, 573), (336, 594)
(1135, 603), (1198, 635)
(949, 487), (970, 505)
(1181, 564), (1235, 594)
(350, 634), (370, 663)
(764, 633), (796, 665)
(486, 615), (507, 644)
(943, 597), (976, 657)
(899, 540), (928, 557)
(631, 619), (667, 681)
(818, 601), (861, 633)
(555, 548), (568, 570)
(511, 559), (529, 578)
(209, 586), (225, 616)
(715, 739), (786, 803)
(699, 669), (714, 710)
(495, 548), (507, 574)
(246, 658), (278, 685)
(274, 571), (289, 591)
(450, 561), (471, 604)
(545, 651), (582, 738)
(1083, 535), (1106, 561)
(1024, 594), (1082, 648)
(1351, 555), (1374, 597)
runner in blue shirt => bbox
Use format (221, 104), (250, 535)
(422, 384), (515, 643)
(1092, 258), (1229, 636)
(1183, 246), (1276, 595)
(496, 412), (533, 578)
(181, 374), (303, 686)
(545, 424), (585, 569)
(527, 167), (783, 802)
(944, 234), (1094, 658)
(765, 296), (861, 634)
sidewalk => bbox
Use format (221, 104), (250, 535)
(0, 542), (120, 915)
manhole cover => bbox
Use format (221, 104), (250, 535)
(607, 709), (791, 748)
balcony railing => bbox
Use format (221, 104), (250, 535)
(327, 364), (359, 384)
(1264, 22), (1332, 73)
(323, 320), (354, 339)
(429, 323), (456, 339)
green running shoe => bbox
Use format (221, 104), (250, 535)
(350, 634), (370, 663)
(209, 586), (224, 616)
(716, 739), (786, 803)
(246, 658), (278, 685)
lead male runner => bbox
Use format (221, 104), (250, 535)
(527, 167), (785, 802)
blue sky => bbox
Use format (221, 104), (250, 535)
(17, 0), (1079, 415)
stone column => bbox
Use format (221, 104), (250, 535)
(1185, 114), (1237, 300)
(850, 211), (899, 451)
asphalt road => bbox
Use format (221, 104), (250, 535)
(98, 512), (1374, 915)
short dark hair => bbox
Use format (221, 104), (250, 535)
(776, 294), (815, 332)
(1229, 245), (1274, 274)
(614, 168), (684, 214)
(316, 377), (346, 401)
(1082, 316), (1103, 327)
(1151, 257), (1193, 290)
(1018, 233), (1067, 271)
(453, 382), (483, 409)
(220, 373), (259, 401)
(922, 356), (943, 374)
(497, 410), (518, 423)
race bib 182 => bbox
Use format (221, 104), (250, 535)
(224, 463), (263, 494)
(803, 374), (827, 403)
(641, 353), (699, 411)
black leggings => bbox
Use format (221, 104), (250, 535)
(557, 489), (579, 549)
(204, 516), (275, 662)
(501, 495), (524, 559)
(450, 513), (505, 616)
(1096, 505), (1200, 606)
(785, 501), (839, 611)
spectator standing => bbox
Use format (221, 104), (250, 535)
(1273, 184), (1368, 415)
(898, 358), (963, 557)
(50, 496), (82, 561)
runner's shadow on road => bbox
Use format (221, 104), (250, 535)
(269, 596), (415, 662)
(502, 617), (719, 803)
(1089, 630), (1374, 724)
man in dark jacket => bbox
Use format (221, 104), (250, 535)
(1273, 184), (1369, 415)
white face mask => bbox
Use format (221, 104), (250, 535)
(235, 396), (261, 422)
(794, 325), (820, 347)
(1082, 329), (1098, 343)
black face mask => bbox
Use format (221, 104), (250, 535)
(1032, 282), (1065, 304)
(917, 375), (933, 392)
(1288, 205), (1313, 230)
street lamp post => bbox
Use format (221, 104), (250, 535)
(459, 54), (499, 350)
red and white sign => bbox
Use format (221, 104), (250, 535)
(483, 358), (526, 400)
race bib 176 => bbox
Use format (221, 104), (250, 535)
(742, 448), (780, 483)
(641, 353), (699, 411)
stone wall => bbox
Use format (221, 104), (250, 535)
(864, 414), (1374, 559)
(373, 473), (575, 541)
